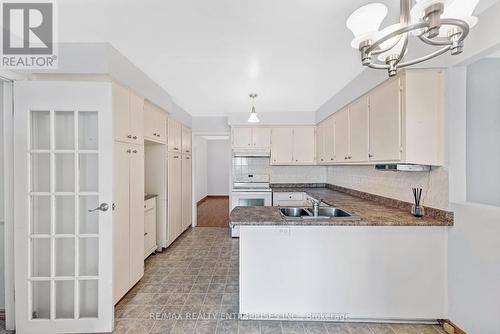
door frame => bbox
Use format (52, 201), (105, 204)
(191, 131), (230, 227)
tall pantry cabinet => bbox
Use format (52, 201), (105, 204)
(112, 83), (145, 304)
(167, 119), (192, 246)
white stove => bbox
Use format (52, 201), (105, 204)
(230, 174), (272, 237)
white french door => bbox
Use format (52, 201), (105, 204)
(13, 81), (113, 333)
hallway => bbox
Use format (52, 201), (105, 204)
(113, 227), (446, 334)
(197, 197), (230, 227)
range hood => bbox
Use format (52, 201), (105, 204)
(233, 149), (271, 157)
(375, 164), (431, 172)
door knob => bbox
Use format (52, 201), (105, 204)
(88, 203), (109, 212)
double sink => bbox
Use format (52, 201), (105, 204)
(279, 207), (356, 220)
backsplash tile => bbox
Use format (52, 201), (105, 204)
(326, 165), (449, 210)
(232, 157), (327, 183)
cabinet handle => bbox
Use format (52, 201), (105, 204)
(133, 135), (138, 140)
(144, 205), (146, 208)
(126, 149), (132, 153)
(153, 133), (157, 136)
(186, 150), (190, 153)
(127, 134), (132, 139)
(186, 157), (190, 160)
(132, 150), (138, 154)
(344, 156), (348, 160)
(144, 232), (148, 236)
(369, 154), (373, 158)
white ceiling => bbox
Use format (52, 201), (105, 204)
(58, 0), (496, 116)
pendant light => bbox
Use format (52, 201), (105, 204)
(247, 93), (260, 123)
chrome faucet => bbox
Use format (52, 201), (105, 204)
(312, 200), (320, 217)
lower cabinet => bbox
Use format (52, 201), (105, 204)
(144, 197), (157, 259)
(113, 142), (144, 304)
(273, 192), (308, 207)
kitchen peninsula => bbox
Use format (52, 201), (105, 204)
(230, 184), (452, 323)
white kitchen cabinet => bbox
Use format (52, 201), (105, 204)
(292, 127), (316, 164)
(271, 127), (294, 164)
(369, 77), (402, 162)
(316, 122), (327, 164)
(349, 96), (370, 163)
(271, 127), (316, 165)
(252, 127), (271, 148)
(182, 154), (193, 231)
(333, 108), (349, 163)
(182, 125), (192, 154)
(144, 197), (157, 259)
(167, 152), (183, 244)
(232, 127), (271, 149)
(168, 118), (182, 152)
(144, 100), (167, 143)
(273, 192), (308, 207)
(113, 142), (144, 304)
(232, 127), (253, 148)
(112, 83), (144, 145)
(316, 69), (444, 166)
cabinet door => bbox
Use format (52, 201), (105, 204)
(252, 128), (271, 149)
(325, 117), (335, 163)
(316, 124), (326, 164)
(292, 127), (316, 164)
(113, 142), (130, 303)
(334, 108), (350, 163)
(112, 83), (131, 144)
(349, 97), (369, 162)
(144, 102), (167, 143)
(167, 153), (182, 241)
(129, 145), (144, 285)
(182, 155), (192, 230)
(129, 92), (144, 145)
(182, 126), (192, 154)
(144, 206), (156, 256)
(168, 118), (182, 152)
(271, 128), (293, 164)
(370, 78), (402, 162)
(232, 127), (253, 148)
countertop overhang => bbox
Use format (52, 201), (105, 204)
(230, 186), (453, 227)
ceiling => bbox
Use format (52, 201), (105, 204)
(58, 0), (497, 116)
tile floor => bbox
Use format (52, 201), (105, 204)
(114, 227), (446, 334)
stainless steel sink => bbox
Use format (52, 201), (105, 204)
(279, 207), (355, 219)
(316, 207), (352, 218)
(279, 208), (311, 218)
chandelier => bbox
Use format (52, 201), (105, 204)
(346, 0), (480, 77)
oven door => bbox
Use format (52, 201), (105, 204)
(230, 191), (272, 238)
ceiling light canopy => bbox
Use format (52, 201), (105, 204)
(247, 93), (260, 123)
(347, 0), (480, 77)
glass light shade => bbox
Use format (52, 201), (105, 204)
(248, 106), (259, 123)
(376, 24), (403, 51)
(347, 3), (388, 49)
(377, 36), (408, 62)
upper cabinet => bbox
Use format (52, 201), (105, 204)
(271, 127), (315, 165)
(144, 100), (167, 143)
(231, 127), (271, 149)
(316, 69), (445, 166)
(181, 125), (192, 154)
(113, 82), (144, 145)
(168, 118), (182, 152)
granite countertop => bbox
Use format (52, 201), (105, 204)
(144, 194), (158, 201)
(230, 186), (453, 227)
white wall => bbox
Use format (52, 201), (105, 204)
(206, 140), (230, 196)
(0, 82), (4, 309)
(465, 58), (500, 206)
(192, 116), (230, 133)
(228, 112), (316, 126)
(194, 136), (208, 202)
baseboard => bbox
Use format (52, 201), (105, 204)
(438, 319), (467, 334)
(197, 195), (229, 206)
